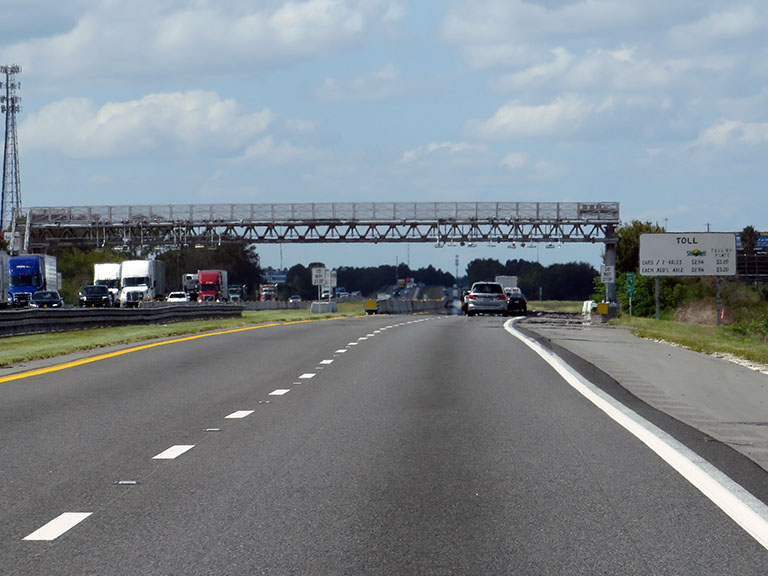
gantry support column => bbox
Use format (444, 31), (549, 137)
(604, 223), (617, 304)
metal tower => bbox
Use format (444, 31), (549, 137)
(1, 64), (22, 235)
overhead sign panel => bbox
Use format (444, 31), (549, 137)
(639, 233), (736, 277)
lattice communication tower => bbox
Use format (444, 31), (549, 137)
(1, 64), (22, 235)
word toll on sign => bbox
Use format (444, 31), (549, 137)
(639, 233), (736, 277)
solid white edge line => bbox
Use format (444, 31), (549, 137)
(226, 410), (254, 419)
(23, 512), (92, 541)
(504, 319), (768, 551)
(153, 445), (195, 460)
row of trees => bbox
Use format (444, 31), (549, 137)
(467, 258), (598, 301)
(280, 259), (599, 301)
(55, 244), (262, 303)
(280, 263), (456, 300)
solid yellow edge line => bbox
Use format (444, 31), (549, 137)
(0, 315), (360, 384)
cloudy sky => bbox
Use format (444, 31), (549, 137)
(2, 0), (767, 273)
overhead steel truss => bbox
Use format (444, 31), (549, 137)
(22, 201), (619, 252)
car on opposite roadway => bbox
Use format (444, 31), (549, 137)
(79, 284), (113, 307)
(166, 291), (190, 303)
(466, 281), (508, 316)
(30, 290), (65, 308)
(505, 287), (527, 316)
(289, 295), (302, 303)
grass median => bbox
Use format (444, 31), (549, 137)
(0, 303), (364, 368)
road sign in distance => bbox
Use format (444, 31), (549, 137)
(311, 266), (326, 286)
(639, 233), (736, 277)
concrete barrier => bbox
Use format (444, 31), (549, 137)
(368, 298), (446, 315)
(310, 301), (338, 314)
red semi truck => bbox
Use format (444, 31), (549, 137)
(197, 269), (228, 302)
(260, 284), (278, 301)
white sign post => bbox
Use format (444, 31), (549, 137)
(311, 266), (326, 301)
(639, 233), (736, 322)
(600, 265), (615, 284)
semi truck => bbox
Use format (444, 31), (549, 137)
(94, 262), (121, 305)
(228, 284), (247, 302)
(197, 269), (228, 302)
(495, 275), (518, 294)
(260, 283), (278, 301)
(117, 259), (166, 307)
(182, 273), (199, 301)
(0, 251), (8, 308)
(7, 254), (59, 307)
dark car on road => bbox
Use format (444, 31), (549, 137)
(505, 287), (527, 315)
(29, 290), (65, 308)
(79, 284), (113, 307)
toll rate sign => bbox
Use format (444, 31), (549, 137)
(639, 233), (736, 277)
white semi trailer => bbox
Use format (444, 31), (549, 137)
(118, 260), (166, 307)
(94, 262), (122, 305)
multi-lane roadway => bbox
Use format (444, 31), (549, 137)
(2, 315), (767, 574)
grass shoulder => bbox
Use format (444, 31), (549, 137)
(610, 314), (768, 367)
(0, 302), (364, 368)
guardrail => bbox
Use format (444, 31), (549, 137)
(0, 304), (244, 337)
(242, 301), (310, 311)
(367, 299), (447, 315)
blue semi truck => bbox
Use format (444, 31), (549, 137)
(7, 254), (59, 307)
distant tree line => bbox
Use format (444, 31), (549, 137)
(467, 258), (598, 300)
(282, 259), (598, 301)
(281, 262), (456, 300)
(53, 244), (262, 303)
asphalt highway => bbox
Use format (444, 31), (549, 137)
(1, 314), (767, 574)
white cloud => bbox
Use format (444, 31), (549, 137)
(239, 136), (303, 163)
(442, 0), (662, 69)
(500, 152), (528, 169)
(467, 95), (594, 139)
(667, 6), (762, 50)
(317, 64), (403, 101)
(693, 120), (768, 148)
(20, 91), (274, 158)
(398, 141), (485, 164)
(6, 0), (404, 79)
(499, 152), (567, 180)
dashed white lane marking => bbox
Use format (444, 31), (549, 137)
(348, 342), (358, 346)
(504, 319), (768, 552)
(319, 359), (334, 365)
(226, 410), (254, 419)
(358, 337), (368, 341)
(299, 373), (316, 379)
(335, 349), (347, 354)
(269, 389), (290, 396)
(153, 445), (195, 460)
(23, 512), (92, 541)
(366, 333), (375, 337)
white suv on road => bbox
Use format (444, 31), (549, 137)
(466, 281), (509, 316)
